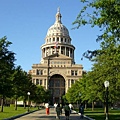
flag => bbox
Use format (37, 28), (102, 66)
(54, 42), (58, 48)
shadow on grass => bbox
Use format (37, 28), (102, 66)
(85, 111), (104, 113)
(87, 114), (120, 120)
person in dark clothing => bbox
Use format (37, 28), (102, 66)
(56, 103), (62, 119)
(64, 103), (70, 120)
(79, 103), (84, 119)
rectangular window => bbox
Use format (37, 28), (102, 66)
(44, 79), (46, 86)
(75, 71), (77, 76)
(68, 79), (70, 87)
(53, 37), (55, 41)
(40, 80), (42, 85)
(32, 79), (35, 84)
(40, 70), (43, 75)
(36, 70), (43, 75)
(36, 79), (39, 85)
(57, 37), (59, 42)
(61, 38), (63, 42)
(36, 70), (39, 75)
(65, 38), (66, 42)
(71, 70), (74, 76)
(71, 79), (74, 84)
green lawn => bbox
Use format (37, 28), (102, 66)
(84, 108), (120, 120)
(0, 106), (38, 120)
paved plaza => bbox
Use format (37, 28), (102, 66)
(14, 108), (89, 120)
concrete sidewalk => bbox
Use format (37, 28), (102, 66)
(14, 108), (89, 120)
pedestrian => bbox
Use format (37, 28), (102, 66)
(79, 103), (84, 119)
(64, 103), (70, 120)
(60, 103), (63, 115)
(54, 102), (58, 111)
(45, 103), (49, 115)
(69, 103), (73, 114)
(56, 103), (61, 119)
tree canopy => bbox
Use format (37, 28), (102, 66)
(73, 0), (120, 59)
(65, 0), (120, 109)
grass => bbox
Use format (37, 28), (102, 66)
(84, 108), (120, 120)
(0, 106), (38, 120)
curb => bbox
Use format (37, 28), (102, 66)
(75, 111), (95, 120)
(84, 115), (95, 120)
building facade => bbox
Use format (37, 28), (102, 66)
(29, 8), (84, 104)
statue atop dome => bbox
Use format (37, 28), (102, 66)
(46, 8), (69, 37)
(57, 7), (60, 13)
(55, 7), (62, 24)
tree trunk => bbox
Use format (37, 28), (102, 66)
(85, 101), (87, 110)
(92, 101), (94, 111)
(1, 95), (4, 112)
(15, 97), (17, 110)
(104, 103), (106, 113)
(23, 99), (26, 109)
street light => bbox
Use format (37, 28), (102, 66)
(27, 92), (30, 112)
(79, 93), (81, 104)
(104, 81), (109, 120)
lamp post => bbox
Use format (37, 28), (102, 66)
(79, 93), (81, 104)
(104, 81), (109, 120)
(27, 92), (30, 112)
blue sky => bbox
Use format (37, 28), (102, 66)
(0, 0), (100, 72)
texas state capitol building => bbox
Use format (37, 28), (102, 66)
(29, 8), (84, 104)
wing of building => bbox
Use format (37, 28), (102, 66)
(29, 8), (84, 104)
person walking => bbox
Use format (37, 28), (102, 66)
(45, 103), (49, 115)
(79, 103), (84, 119)
(56, 103), (61, 119)
(69, 103), (73, 114)
(64, 103), (70, 120)
(54, 102), (58, 111)
(60, 103), (63, 115)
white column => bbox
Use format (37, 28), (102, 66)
(69, 48), (70, 57)
(35, 79), (37, 85)
(55, 37), (57, 42)
(73, 49), (74, 59)
(60, 46), (61, 54)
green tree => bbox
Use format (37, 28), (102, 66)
(20, 72), (36, 109)
(72, 0), (120, 108)
(12, 65), (25, 110)
(92, 46), (120, 104)
(65, 81), (81, 103)
(73, 0), (120, 58)
(0, 36), (15, 112)
(33, 85), (47, 109)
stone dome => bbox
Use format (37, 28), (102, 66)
(46, 8), (69, 37)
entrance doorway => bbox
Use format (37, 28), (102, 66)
(49, 74), (65, 105)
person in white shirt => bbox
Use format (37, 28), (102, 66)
(69, 103), (73, 113)
(54, 102), (58, 111)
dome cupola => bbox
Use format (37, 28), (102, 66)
(46, 7), (69, 37)
(41, 8), (75, 64)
